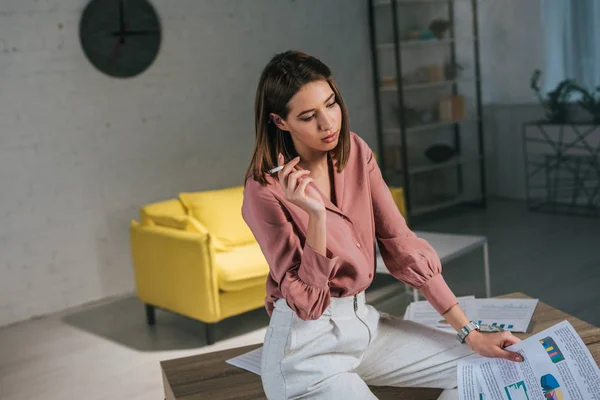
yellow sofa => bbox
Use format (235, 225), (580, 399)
(130, 181), (406, 345)
(129, 186), (268, 344)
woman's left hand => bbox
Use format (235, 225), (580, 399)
(465, 331), (524, 362)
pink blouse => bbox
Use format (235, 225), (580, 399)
(242, 132), (457, 320)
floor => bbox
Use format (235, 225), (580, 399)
(1, 199), (599, 400)
(416, 199), (600, 326)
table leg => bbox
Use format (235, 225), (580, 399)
(403, 283), (418, 302)
(483, 242), (491, 298)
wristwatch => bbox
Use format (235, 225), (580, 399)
(479, 323), (504, 333)
(457, 321), (480, 343)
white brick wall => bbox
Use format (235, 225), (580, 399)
(477, 0), (545, 199)
(478, 0), (543, 104)
(0, 0), (377, 327)
(0, 0), (545, 327)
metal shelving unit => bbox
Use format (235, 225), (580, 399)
(380, 77), (477, 92)
(383, 118), (478, 134)
(367, 0), (486, 220)
(375, 0), (465, 5)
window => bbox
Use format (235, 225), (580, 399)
(541, 0), (600, 93)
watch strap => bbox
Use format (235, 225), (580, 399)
(457, 321), (480, 343)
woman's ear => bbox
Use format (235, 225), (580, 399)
(270, 113), (288, 131)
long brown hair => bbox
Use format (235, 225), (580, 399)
(245, 50), (351, 185)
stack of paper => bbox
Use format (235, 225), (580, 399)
(404, 296), (539, 333)
(458, 321), (600, 399)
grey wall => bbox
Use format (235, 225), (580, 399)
(479, 0), (544, 104)
(478, 0), (546, 199)
(0, 0), (551, 326)
(0, 0), (376, 327)
(483, 104), (545, 200)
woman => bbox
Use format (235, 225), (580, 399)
(242, 50), (522, 400)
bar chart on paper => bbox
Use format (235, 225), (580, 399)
(403, 297), (539, 333)
(478, 321), (515, 330)
(475, 298), (538, 332)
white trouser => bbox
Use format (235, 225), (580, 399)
(260, 292), (474, 399)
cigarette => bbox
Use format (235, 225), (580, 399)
(268, 164), (285, 174)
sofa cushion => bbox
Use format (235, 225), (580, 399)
(141, 203), (228, 251)
(148, 214), (195, 230)
(140, 199), (187, 225)
(215, 243), (269, 292)
(180, 186), (255, 249)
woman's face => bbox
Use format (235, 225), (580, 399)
(272, 80), (342, 157)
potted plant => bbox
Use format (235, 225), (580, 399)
(570, 84), (600, 123)
(530, 69), (575, 124)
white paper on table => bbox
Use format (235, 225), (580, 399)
(458, 355), (486, 400)
(404, 296), (476, 331)
(466, 320), (600, 400)
(475, 298), (538, 333)
(403, 302), (410, 320)
(225, 346), (263, 376)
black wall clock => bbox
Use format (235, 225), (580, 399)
(79, 0), (162, 78)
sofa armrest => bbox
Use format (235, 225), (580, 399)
(129, 221), (221, 322)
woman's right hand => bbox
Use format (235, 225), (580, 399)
(277, 153), (325, 216)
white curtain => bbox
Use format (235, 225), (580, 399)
(541, 0), (600, 93)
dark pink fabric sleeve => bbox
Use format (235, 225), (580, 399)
(364, 145), (458, 315)
(242, 179), (339, 320)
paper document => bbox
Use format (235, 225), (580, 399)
(475, 298), (538, 333)
(225, 346), (263, 376)
(458, 320), (600, 400)
(405, 296), (477, 331)
(458, 357), (486, 399)
(404, 297), (538, 333)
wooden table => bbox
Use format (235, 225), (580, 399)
(161, 293), (600, 400)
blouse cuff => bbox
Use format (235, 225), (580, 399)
(418, 274), (458, 315)
(297, 243), (339, 288)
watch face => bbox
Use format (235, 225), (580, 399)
(79, 0), (162, 78)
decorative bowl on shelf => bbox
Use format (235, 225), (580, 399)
(425, 144), (456, 163)
(429, 19), (452, 39)
(438, 95), (466, 122)
(392, 104), (438, 128)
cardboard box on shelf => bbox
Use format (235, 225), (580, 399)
(438, 95), (466, 122)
